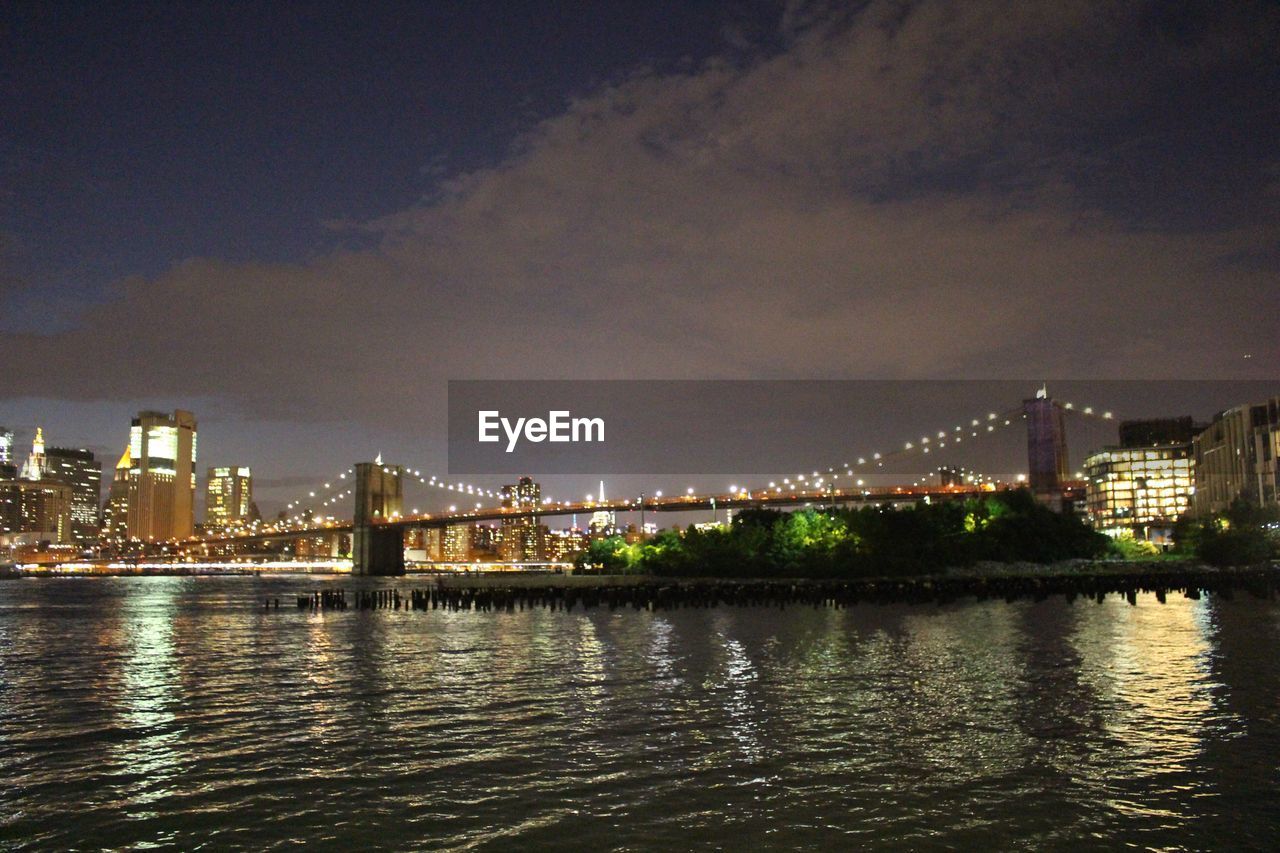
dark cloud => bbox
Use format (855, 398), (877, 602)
(3, 0), (1276, 429)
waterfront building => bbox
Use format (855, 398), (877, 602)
(125, 410), (198, 542)
(0, 430), (85, 546)
(206, 466), (254, 529)
(405, 527), (443, 562)
(0, 474), (74, 545)
(0, 464), (19, 538)
(424, 527), (442, 561)
(544, 528), (588, 562)
(44, 446), (102, 544)
(442, 523), (472, 561)
(499, 476), (543, 561)
(1084, 447), (1194, 544)
(1193, 396), (1280, 516)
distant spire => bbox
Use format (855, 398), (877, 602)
(22, 427), (47, 480)
(599, 479), (605, 502)
(375, 452), (383, 466)
(1035, 383), (1048, 399)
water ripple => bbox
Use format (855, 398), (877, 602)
(0, 576), (1277, 849)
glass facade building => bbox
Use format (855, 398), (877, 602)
(1084, 445), (1194, 541)
(205, 466), (253, 529)
(125, 410), (198, 542)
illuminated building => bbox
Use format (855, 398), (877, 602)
(1084, 419), (1197, 542)
(44, 446), (102, 544)
(0, 430), (84, 546)
(499, 476), (543, 561)
(588, 479), (616, 538)
(442, 523), (472, 561)
(17, 480), (74, 543)
(0, 427), (13, 465)
(544, 528), (588, 561)
(405, 527), (443, 562)
(125, 410), (198, 542)
(0, 474), (73, 546)
(206, 466), (253, 529)
(101, 445), (133, 542)
(19, 426), (47, 480)
(0, 464), (19, 537)
(1193, 396), (1280, 516)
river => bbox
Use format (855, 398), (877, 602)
(1, 575), (1277, 849)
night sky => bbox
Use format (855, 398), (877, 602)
(2, 1), (1277, 512)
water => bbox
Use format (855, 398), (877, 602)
(1, 576), (1278, 850)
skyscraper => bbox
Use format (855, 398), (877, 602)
(101, 445), (133, 543)
(206, 466), (253, 529)
(0, 429), (76, 545)
(0, 427), (13, 465)
(499, 476), (542, 561)
(19, 426), (47, 480)
(45, 446), (102, 545)
(125, 410), (198, 542)
(15, 480), (73, 544)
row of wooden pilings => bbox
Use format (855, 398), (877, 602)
(289, 567), (1280, 613)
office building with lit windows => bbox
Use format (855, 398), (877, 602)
(0, 429), (83, 546)
(45, 446), (102, 544)
(499, 476), (543, 561)
(1084, 418), (1199, 543)
(0, 427), (13, 465)
(124, 410), (198, 542)
(206, 466), (253, 529)
(442, 523), (472, 562)
(100, 445), (132, 542)
(1193, 396), (1280, 516)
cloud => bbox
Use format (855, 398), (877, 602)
(3, 0), (1276, 426)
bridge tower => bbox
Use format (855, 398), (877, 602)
(1023, 387), (1068, 500)
(352, 460), (405, 576)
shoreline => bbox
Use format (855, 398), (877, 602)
(292, 561), (1280, 612)
(3, 558), (1275, 584)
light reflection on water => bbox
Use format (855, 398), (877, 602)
(0, 576), (1277, 849)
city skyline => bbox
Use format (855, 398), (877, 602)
(3, 2), (1277, 501)
(2, 379), (1278, 521)
(3, 5), (1280, 847)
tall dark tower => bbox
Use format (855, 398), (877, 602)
(1024, 387), (1068, 498)
(352, 459), (405, 575)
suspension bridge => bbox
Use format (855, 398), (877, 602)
(190, 390), (1116, 574)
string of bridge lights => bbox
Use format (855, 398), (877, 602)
(246, 396), (1121, 533)
(738, 399), (1116, 498)
(265, 464), (545, 531)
